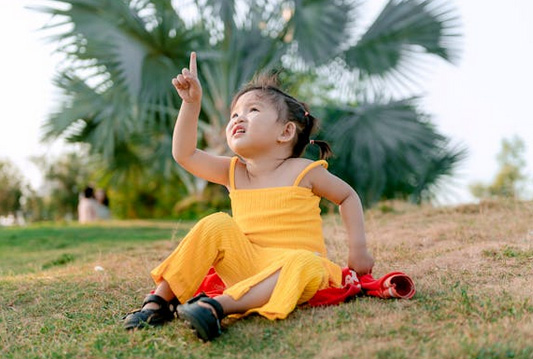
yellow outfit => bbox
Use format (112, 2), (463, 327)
(151, 157), (342, 320)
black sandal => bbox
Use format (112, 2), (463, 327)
(178, 293), (225, 341)
(123, 294), (180, 330)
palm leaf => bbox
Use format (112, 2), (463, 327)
(321, 99), (465, 206)
(44, 72), (138, 160)
(343, 0), (461, 92)
(290, 0), (356, 65)
(204, 0), (237, 28)
(34, 0), (196, 121)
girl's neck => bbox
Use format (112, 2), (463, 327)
(242, 156), (287, 180)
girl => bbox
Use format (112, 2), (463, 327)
(123, 52), (374, 341)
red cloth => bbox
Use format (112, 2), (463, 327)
(194, 267), (415, 306)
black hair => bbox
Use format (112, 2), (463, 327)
(83, 186), (94, 199)
(231, 74), (333, 160)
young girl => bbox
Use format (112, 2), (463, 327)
(123, 52), (375, 340)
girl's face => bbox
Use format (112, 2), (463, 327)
(226, 90), (285, 157)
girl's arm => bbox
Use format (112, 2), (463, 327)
(308, 166), (375, 275)
(171, 52), (231, 186)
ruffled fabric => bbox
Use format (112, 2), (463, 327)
(195, 267), (416, 307)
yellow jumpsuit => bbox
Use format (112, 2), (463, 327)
(151, 157), (342, 320)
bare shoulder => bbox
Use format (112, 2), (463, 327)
(286, 157), (315, 169)
(289, 157), (329, 188)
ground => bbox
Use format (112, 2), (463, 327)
(1, 200), (532, 358)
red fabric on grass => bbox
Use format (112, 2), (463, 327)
(194, 267), (415, 306)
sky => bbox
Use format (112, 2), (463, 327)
(1, 1), (532, 205)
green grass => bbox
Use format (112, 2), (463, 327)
(1, 201), (533, 358)
(0, 222), (186, 275)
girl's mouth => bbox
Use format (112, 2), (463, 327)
(232, 125), (245, 136)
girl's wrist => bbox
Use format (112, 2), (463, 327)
(349, 244), (369, 253)
(182, 100), (202, 107)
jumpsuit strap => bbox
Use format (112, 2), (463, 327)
(293, 160), (328, 187)
(229, 156), (239, 190)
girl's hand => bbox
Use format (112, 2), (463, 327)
(349, 248), (375, 276)
(172, 52), (202, 104)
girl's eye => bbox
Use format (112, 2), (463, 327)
(250, 107), (259, 112)
(231, 113), (239, 119)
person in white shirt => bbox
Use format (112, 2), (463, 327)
(78, 186), (98, 223)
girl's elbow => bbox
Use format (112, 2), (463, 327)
(172, 150), (181, 164)
(173, 148), (197, 168)
(339, 188), (361, 207)
(172, 150), (187, 166)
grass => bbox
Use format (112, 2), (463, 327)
(1, 200), (533, 358)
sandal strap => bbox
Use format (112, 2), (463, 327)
(168, 296), (180, 314)
(185, 292), (209, 304)
(142, 294), (170, 309)
(199, 297), (225, 320)
(179, 294), (224, 341)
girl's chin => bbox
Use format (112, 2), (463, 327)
(228, 139), (247, 150)
(229, 146), (257, 159)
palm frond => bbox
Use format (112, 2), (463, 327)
(204, 0), (237, 28)
(290, 0), (356, 65)
(43, 71), (137, 160)
(34, 0), (197, 121)
(344, 0), (461, 93)
(321, 98), (465, 206)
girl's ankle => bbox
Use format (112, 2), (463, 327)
(143, 302), (160, 311)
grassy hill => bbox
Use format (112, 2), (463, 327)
(1, 200), (532, 358)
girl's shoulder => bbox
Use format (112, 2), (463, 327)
(287, 157), (328, 171)
(286, 158), (329, 188)
(286, 157), (314, 167)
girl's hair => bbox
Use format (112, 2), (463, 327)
(231, 73), (333, 160)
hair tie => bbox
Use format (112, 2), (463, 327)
(304, 111), (309, 117)
(309, 139), (315, 145)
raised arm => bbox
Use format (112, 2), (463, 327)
(171, 52), (231, 186)
(307, 167), (374, 275)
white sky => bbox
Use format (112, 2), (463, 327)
(1, 1), (532, 205)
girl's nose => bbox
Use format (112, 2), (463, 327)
(230, 115), (245, 127)
(227, 115), (243, 131)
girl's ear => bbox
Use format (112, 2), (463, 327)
(277, 121), (296, 143)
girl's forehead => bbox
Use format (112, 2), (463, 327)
(233, 90), (271, 108)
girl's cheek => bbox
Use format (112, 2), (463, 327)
(247, 112), (258, 120)
(225, 121), (233, 133)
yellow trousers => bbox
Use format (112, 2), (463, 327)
(151, 212), (335, 320)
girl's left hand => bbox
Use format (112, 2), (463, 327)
(349, 248), (375, 275)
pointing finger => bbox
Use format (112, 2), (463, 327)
(189, 52), (197, 76)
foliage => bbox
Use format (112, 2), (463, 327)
(106, 170), (230, 219)
(13, 148), (225, 222)
(0, 159), (25, 216)
(32, 0), (465, 209)
(30, 150), (94, 221)
(320, 100), (466, 204)
(470, 136), (529, 200)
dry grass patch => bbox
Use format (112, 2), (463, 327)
(1, 200), (532, 358)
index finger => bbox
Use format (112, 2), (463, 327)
(189, 52), (197, 76)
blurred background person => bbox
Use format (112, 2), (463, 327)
(78, 186), (98, 223)
(95, 188), (111, 220)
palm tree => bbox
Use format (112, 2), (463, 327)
(33, 0), (465, 209)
